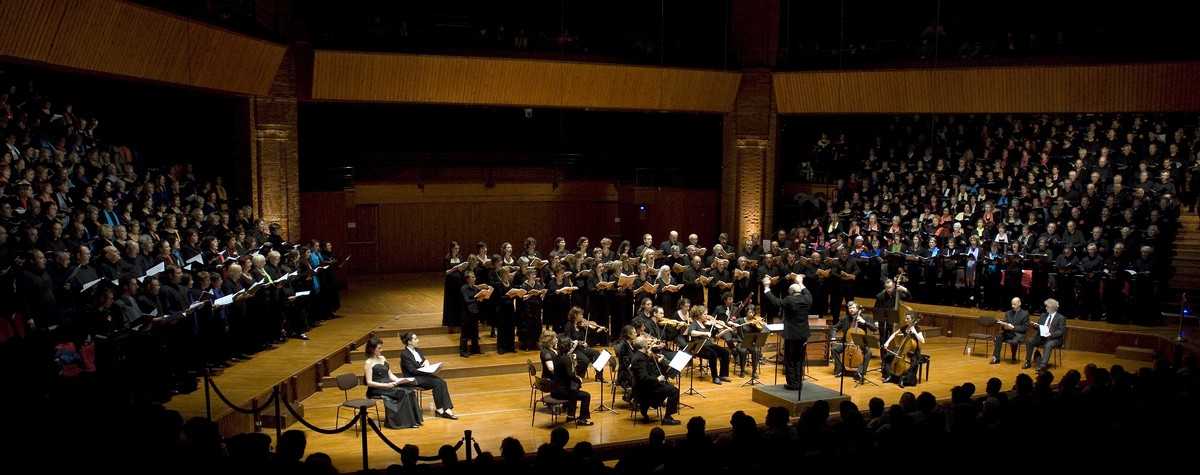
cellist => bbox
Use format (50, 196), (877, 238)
(881, 311), (924, 387)
(830, 301), (877, 383)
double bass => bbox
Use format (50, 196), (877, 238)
(885, 310), (923, 382)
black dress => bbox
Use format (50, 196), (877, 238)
(365, 361), (423, 429)
(442, 258), (464, 327)
(517, 281), (544, 351)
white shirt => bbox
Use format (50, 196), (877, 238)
(407, 346), (423, 365)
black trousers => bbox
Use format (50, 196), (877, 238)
(413, 374), (454, 410)
(459, 313), (481, 354)
(552, 388), (591, 419)
(993, 330), (1023, 360)
(1025, 336), (1061, 368)
(697, 342), (730, 378)
(831, 341), (871, 376)
(637, 381), (679, 416)
(574, 346), (602, 378)
(784, 337), (807, 388)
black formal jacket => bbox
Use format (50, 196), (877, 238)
(1036, 312), (1067, 341)
(1002, 309), (1030, 335)
(461, 284), (481, 315)
(399, 346), (431, 378)
(763, 287), (812, 340)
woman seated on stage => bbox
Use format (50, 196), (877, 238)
(363, 336), (423, 429)
(881, 313), (925, 387)
(398, 333), (458, 420)
(539, 331), (594, 426)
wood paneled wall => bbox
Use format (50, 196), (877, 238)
(0, 0), (286, 95)
(311, 51), (742, 113)
(774, 62), (1200, 113)
(300, 182), (720, 273)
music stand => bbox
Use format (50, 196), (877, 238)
(678, 340), (708, 398)
(592, 349), (618, 413)
(851, 331), (882, 388)
(739, 332), (770, 387)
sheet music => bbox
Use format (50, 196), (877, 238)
(293, 290), (311, 297)
(214, 294), (235, 306)
(592, 350), (611, 372)
(766, 323), (784, 332)
(145, 262), (166, 277)
(80, 278), (102, 292)
(1038, 323), (1050, 337)
(417, 362), (442, 374)
(668, 351), (692, 371)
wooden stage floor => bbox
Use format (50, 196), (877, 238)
(170, 272), (1190, 471)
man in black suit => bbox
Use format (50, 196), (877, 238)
(761, 273), (812, 391)
(830, 301), (877, 382)
(1024, 298), (1067, 372)
(629, 338), (680, 425)
(398, 333), (457, 419)
(873, 278), (910, 343)
(992, 297), (1029, 364)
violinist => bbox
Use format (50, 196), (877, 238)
(632, 297), (661, 340)
(713, 292), (746, 368)
(630, 337), (681, 425)
(562, 306), (606, 382)
(881, 312), (924, 387)
(734, 303), (767, 379)
(830, 301), (877, 383)
(540, 332), (593, 426)
(686, 306), (732, 385)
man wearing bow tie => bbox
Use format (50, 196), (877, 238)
(1024, 299), (1066, 372)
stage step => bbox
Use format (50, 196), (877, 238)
(324, 350), (533, 387)
(369, 325), (451, 339)
(349, 334), (496, 359)
(1113, 346), (1156, 362)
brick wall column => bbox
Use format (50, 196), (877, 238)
(721, 70), (777, 251)
(249, 47), (301, 240)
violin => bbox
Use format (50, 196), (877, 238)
(655, 316), (690, 331)
(577, 319), (609, 333)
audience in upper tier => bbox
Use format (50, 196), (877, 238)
(0, 67), (341, 402)
(774, 114), (1195, 322)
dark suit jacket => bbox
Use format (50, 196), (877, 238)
(763, 287), (812, 340)
(1002, 309), (1029, 335)
(461, 284), (480, 315)
(1037, 312), (1067, 341)
(399, 347), (429, 377)
(873, 288), (911, 323)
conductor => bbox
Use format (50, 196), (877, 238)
(761, 273), (812, 392)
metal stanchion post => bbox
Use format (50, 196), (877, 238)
(274, 386), (282, 442)
(203, 370), (212, 421)
(360, 408), (369, 472)
(464, 430), (473, 463)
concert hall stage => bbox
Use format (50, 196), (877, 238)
(167, 272), (1194, 471)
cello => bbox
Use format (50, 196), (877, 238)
(885, 310), (923, 385)
(840, 312), (866, 371)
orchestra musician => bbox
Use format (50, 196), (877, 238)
(991, 297), (1029, 364)
(630, 337), (681, 425)
(830, 301), (877, 383)
(734, 303), (767, 379)
(761, 273), (812, 392)
(881, 312), (924, 387)
(539, 331), (593, 426)
(873, 278), (910, 341)
(561, 306), (607, 382)
(685, 306), (732, 385)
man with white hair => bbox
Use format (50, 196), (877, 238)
(761, 272), (812, 391)
(1024, 298), (1066, 372)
